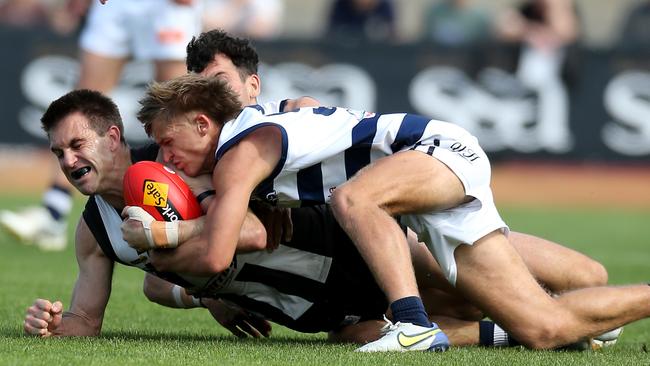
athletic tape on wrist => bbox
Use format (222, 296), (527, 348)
(172, 285), (185, 308)
(191, 296), (202, 307)
(150, 221), (180, 249)
(141, 219), (156, 249)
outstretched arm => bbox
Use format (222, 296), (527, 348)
(24, 217), (114, 337)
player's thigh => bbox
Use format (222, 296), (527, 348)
(153, 60), (187, 82)
(337, 150), (467, 215)
(77, 51), (126, 92)
(409, 232), (456, 294)
(510, 231), (608, 290)
(454, 230), (568, 330)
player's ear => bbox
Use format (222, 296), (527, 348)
(195, 114), (210, 136)
(247, 74), (261, 99)
(106, 125), (122, 150)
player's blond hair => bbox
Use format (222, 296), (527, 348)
(137, 74), (242, 136)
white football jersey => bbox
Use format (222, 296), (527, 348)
(216, 106), (480, 206)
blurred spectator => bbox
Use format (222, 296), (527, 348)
(326, 0), (396, 42)
(0, 0), (202, 252)
(423, 0), (491, 46)
(496, 0), (578, 54)
(202, 0), (284, 39)
(0, 0), (87, 34)
(617, 0), (650, 50)
(495, 0), (580, 153)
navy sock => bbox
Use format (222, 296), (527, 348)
(479, 320), (519, 347)
(43, 184), (72, 221)
(389, 296), (430, 327)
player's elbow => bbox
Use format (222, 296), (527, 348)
(240, 225), (267, 252)
(201, 249), (234, 274)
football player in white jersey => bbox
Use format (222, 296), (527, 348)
(0, 0), (203, 251)
(137, 74), (650, 352)
(132, 29), (619, 348)
(24, 89), (617, 350)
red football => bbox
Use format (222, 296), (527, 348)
(123, 161), (202, 221)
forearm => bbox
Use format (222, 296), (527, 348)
(150, 235), (213, 274)
(143, 275), (203, 309)
(178, 217), (205, 245)
(236, 210), (266, 252)
(187, 206), (265, 252)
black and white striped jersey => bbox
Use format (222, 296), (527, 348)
(81, 144), (386, 332)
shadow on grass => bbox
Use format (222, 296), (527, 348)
(1, 325), (332, 348)
(100, 330), (331, 346)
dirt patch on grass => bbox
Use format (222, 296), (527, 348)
(492, 161), (650, 209)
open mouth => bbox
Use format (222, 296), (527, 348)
(71, 166), (91, 180)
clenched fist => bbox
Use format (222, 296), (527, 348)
(24, 299), (63, 337)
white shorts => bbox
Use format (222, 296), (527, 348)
(79, 0), (203, 60)
(401, 130), (509, 286)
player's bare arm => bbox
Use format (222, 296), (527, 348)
(24, 217), (114, 337)
(122, 207), (267, 273)
(203, 126), (282, 273)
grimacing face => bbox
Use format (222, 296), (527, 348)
(48, 112), (117, 196)
(149, 114), (215, 177)
(200, 53), (259, 107)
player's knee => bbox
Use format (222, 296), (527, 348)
(511, 323), (559, 349)
(330, 186), (356, 219)
(580, 261), (608, 287)
(564, 259), (608, 290)
(510, 320), (573, 349)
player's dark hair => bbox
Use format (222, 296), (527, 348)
(41, 89), (125, 143)
(186, 29), (259, 80)
(138, 74), (242, 136)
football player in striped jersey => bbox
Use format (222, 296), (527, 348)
(24, 88), (617, 351)
(137, 73), (650, 352)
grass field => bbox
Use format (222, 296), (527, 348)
(0, 194), (648, 365)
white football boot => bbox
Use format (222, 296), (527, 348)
(356, 316), (450, 352)
(0, 206), (67, 251)
(564, 327), (623, 351)
(591, 327), (623, 349)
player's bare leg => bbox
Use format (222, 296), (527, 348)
(330, 150), (467, 351)
(454, 230), (650, 349)
(508, 232), (608, 291)
(77, 51), (126, 91)
(411, 230), (609, 315)
(153, 60), (188, 82)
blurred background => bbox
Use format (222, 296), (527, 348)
(0, 0), (649, 207)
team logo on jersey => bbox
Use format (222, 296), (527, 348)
(143, 180), (169, 207)
(450, 141), (481, 162)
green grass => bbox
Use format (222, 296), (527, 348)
(0, 195), (649, 365)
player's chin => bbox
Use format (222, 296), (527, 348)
(69, 167), (96, 194)
(182, 164), (201, 178)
